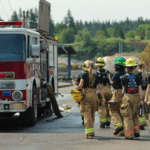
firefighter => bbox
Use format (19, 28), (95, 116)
(137, 62), (148, 130)
(75, 60), (89, 125)
(121, 58), (143, 140)
(95, 57), (112, 128)
(144, 64), (150, 132)
(109, 57), (126, 135)
(77, 60), (105, 139)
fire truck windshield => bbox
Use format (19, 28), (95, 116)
(0, 34), (26, 61)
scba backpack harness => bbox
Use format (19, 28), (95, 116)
(97, 70), (110, 85)
(126, 73), (138, 94)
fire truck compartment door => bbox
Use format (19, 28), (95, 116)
(49, 45), (58, 95)
(40, 51), (47, 101)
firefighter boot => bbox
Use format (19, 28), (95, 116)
(105, 122), (110, 127)
(98, 102), (106, 128)
(100, 123), (105, 128)
(113, 126), (124, 135)
(119, 130), (125, 136)
(140, 126), (145, 130)
(82, 116), (84, 125)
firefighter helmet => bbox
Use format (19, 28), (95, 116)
(83, 60), (89, 71)
(71, 90), (84, 102)
(125, 58), (137, 67)
(114, 57), (126, 66)
(95, 57), (105, 66)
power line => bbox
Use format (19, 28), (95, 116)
(0, 0), (9, 19)
(8, 0), (13, 13)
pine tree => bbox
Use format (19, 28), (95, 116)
(25, 10), (30, 28)
(49, 15), (55, 36)
(18, 8), (22, 21)
(114, 24), (124, 39)
(29, 8), (38, 29)
(11, 11), (19, 21)
(101, 23), (108, 38)
(64, 9), (75, 28)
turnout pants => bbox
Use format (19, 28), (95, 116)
(78, 102), (84, 122)
(139, 90), (147, 126)
(98, 85), (112, 125)
(147, 95), (150, 130)
(80, 88), (99, 137)
(120, 94), (140, 138)
(109, 90), (123, 131)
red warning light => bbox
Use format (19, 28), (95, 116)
(0, 21), (23, 26)
(0, 73), (6, 78)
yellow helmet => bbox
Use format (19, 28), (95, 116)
(125, 58), (137, 67)
(71, 90), (83, 102)
(95, 57), (105, 66)
(83, 60), (89, 71)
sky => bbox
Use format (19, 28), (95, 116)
(0, 0), (150, 23)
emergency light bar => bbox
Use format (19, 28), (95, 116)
(0, 21), (23, 26)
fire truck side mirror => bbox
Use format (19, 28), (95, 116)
(31, 45), (40, 58)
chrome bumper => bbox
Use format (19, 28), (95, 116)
(0, 101), (26, 112)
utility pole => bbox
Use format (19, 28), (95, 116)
(23, 11), (25, 28)
(119, 43), (123, 53)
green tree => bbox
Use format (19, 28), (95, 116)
(49, 15), (55, 36)
(58, 27), (75, 44)
(135, 25), (147, 40)
(75, 28), (91, 45)
(64, 9), (76, 30)
(107, 28), (114, 37)
(145, 26), (150, 40)
(101, 23), (108, 37)
(125, 30), (135, 41)
(55, 23), (66, 34)
(95, 30), (106, 39)
(11, 11), (19, 21)
(114, 24), (124, 39)
(29, 8), (38, 28)
(134, 36), (141, 41)
(18, 8), (22, 21)
(25, 10), (30, 28)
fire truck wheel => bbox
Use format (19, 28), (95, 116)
(20, 86), (38, 126)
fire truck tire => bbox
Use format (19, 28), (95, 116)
(20, 86), (38, 126)
(47, 84), (63, 118)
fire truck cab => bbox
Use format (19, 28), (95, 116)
(0, 25), (59, 125)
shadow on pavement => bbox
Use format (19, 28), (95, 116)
(0, 115), (62, 133)
(0, 112), (84, 133)
(94, 135), (150, 141)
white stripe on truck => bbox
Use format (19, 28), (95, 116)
(0, 78), (40, 91)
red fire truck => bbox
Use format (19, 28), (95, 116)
(0, 21), (62, 126)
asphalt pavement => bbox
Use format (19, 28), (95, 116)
(0, 84), (150, 150)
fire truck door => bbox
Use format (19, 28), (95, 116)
(40, 51), (47, 101)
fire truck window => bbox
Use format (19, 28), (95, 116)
(32, 37), (35, 44)
(35, 37), (38, 44)
(0, 34), (26, 61)
(27, 36), (30, 58)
